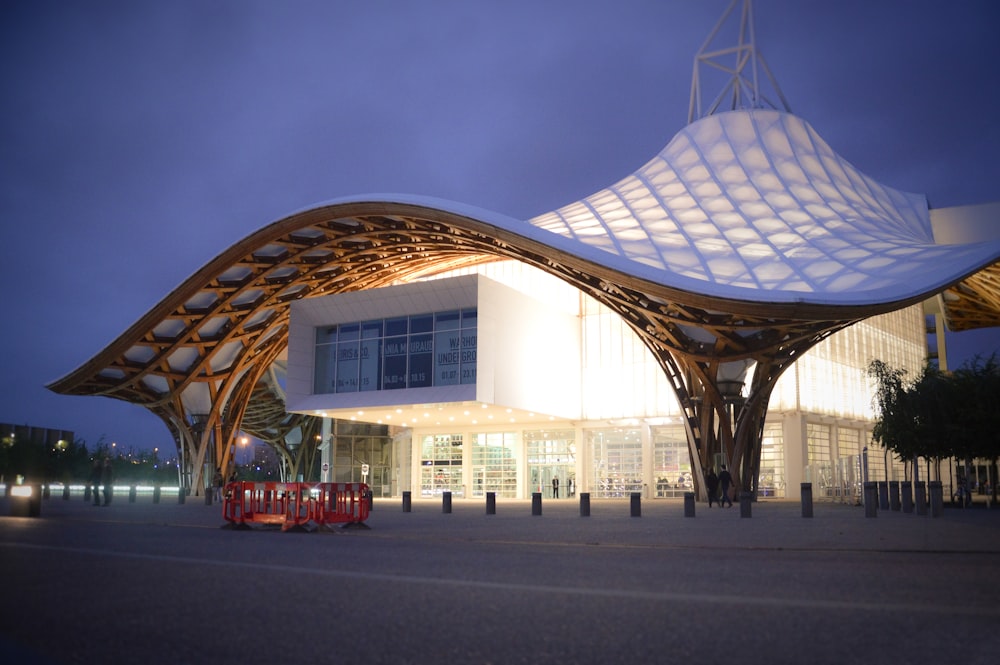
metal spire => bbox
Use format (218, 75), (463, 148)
(688, 0), (791, 124)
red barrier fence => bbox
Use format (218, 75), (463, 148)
(222, 481), (370, 531)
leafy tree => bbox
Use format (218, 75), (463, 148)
(868, 355), (1000, 477)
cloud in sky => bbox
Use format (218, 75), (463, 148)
(1, 0), (998, 451)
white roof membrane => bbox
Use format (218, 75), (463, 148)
(528, 109), (1000, 305)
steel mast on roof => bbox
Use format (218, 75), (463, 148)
(688, 0), (791, 123)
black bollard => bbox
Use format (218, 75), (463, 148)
(63, 484), (71, 500)
(929, 481), (943, 518)
(889, 481), (900, 511)
(178, 487), (186, 504)
(630, 492), (641, 517)
(684, 491), (696, 517)
(153, 485), (161, 504)
(739, 491), (752, 518)
(915, 481), (927, 516)
(367, 489), (374, 512)
(43, 484), (51, 500)
(129, 485), (137, 503)
(579, 492), (590, 517)
(901, 481), (913, 513)
(442, 491), (452, 514)
(531, 492), (542, 516)
(863, 481), (878, 517)
(486, 491), (496, 515)
(402, 490), (411, 513)
(205, 489), (213, 506)
(801, 482), (813, 518)
(84, 485), (92, 502)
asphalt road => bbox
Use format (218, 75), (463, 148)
(2, 494), (998, 664)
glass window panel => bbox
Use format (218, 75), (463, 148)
(408, 333), (433, 388)
(410, 314), (433, 334)
(587, 428), (642, 498)
(420, 434), (463, 496)
(435, 310), (461, 330)
(337, 322), (360, 341)
(335, 340), (359, 393)
(460, 324), (477, 385)
(382, 332), (407, 390)
(652, 425), (690, 497)
(472, 432), (518, 498)
(359, 337), (381, 391)
(316, 326), (338, 345)
(434, 328), (462, 385)
(314, 344), (335, 394)
(525, 429), (576, 499)
(759, 422), (785, 498)
(385, 317), (408, 336)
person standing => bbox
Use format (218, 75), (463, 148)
(89, 459), (102, 507)
(705, 468), (719, 507)
(718, 465), (733, 507)
(212, 467), (224, 502)
(552, 476), (560, 499)
(101, 458), (114, 506)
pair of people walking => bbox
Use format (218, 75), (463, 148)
(89, 457), (114, 506)
(704, 465), (734, 507)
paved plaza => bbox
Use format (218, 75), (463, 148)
(1, 491), (998, 664)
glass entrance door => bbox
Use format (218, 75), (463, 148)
(525, 429), (576, 499)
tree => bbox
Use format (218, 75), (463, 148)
(868, 355), (1000, 487)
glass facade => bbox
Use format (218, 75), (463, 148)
(314, 309), (477, 394)
(332, 421), (393, 497)
(300, 261), (931, 501)
(758, 423), (785, 498)
(652, 426), (691, 497)
(420, 433), (464, 497)
(588, 428), (643, 498)
(471, 432), (518, 498)
(525, 429), (576, 498)
(806, 423), (833, 497)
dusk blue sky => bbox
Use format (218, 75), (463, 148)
(2, 1), (998, 453)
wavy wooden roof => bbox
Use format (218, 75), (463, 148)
(47, 110), (1000, 493)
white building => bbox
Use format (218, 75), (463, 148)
(286, 259), (927, 501)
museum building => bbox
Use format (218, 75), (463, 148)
(48, 2), (1000, 501)
(288, 262), (928, 501)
